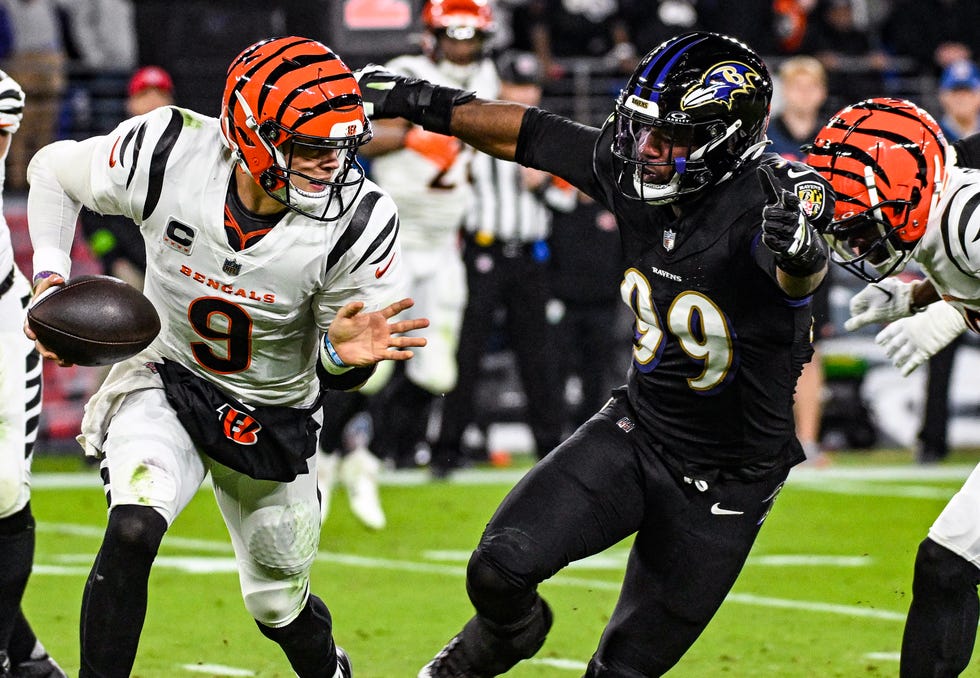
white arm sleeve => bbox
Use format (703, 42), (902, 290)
(26, 138), (101, 279)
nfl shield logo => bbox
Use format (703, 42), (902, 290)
(222, 258), (242, 276)
(663, 229), (676, 252)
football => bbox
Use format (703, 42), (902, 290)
(27, 274), (161, 366)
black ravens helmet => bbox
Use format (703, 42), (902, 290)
(612, 32), (773, 205)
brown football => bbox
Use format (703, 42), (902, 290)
(27, 275), (161, 366)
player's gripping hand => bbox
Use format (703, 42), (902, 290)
(24, 273), (72, 366)
(874, 301), (967, 376)
(844, 278), (919, 331)
(0, 69), (25, 134)
(757, 165), (828, 276)
(354, 64), (476, 135)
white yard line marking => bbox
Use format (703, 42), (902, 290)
(424, 549), (871, 569)
(37, 521), (901, 623)
(30, 463), (977, 491)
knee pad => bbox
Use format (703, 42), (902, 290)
(915, 538), (980, 593)
(105, 505), (167, 557)
(242, 502), (319, 578)
(466, 547), (533, 613)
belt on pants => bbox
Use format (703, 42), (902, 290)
(464, 232), (539, 259)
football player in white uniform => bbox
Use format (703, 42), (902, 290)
(317, 0), (500, 518)
(809, 97), (980, 677)
(24, 37), (427, 678)
(0, 71), (67, 678)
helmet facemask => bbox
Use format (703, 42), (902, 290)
(822, 166), (921, 282)
(613, 98), (746, 204)
(255, 117), (372, 222)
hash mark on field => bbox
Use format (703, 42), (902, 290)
(529, 657), (588, 671)
(864, 652), (901, 662)
(180, 664), (254, 676)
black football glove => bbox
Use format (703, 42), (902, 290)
(757, 164), (828, 277)
(354, 64), (476, 136)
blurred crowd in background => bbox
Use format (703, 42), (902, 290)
(4, 0), (980, 465)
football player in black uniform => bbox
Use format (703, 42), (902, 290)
(358, 31), (833, 677)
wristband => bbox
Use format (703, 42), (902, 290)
(321, 336), (352, 375)
(32, 270), (62, 290)
(909, 283), (929, 314)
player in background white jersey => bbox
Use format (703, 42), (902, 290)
(809, 97), (980, 678)
(0, 71), (67, 678)
(316, 0), (500, 523)
(24, 37), (427, 678)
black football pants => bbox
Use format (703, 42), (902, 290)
(465, 392), (791, 676)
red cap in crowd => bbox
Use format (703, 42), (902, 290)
(128, 66), (174, 97)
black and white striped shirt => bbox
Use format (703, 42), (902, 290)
(465, 152), (574, 243)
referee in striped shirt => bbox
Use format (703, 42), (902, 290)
(430, 52), (576, 476)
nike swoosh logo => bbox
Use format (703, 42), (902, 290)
(786, 168), (812, 179)
(710, 503), (744, 516)
(375, 254), (395, 278)
(108, 136), (121, 167)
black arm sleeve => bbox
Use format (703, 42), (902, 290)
(515, 107), (604, 202)
(315, 362), (376, 392)
(954, 133), (980, 169)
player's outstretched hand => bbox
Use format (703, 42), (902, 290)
(327, 298), (429, 366)
(354, 64), (475, 134)
(844, 277), (918, 331)
(758, 165), (812, 256)
(874, 301), (967, 376)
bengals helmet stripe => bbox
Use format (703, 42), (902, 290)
(807, 97), (947, 282)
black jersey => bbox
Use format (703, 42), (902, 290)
(516, 107), (834, 471)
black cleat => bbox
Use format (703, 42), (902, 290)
(334, 646), (353, 678)
(11, 654), (67, 678)
(418, 636), (489, 678)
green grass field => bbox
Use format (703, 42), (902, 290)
(22, 450), (980, 677)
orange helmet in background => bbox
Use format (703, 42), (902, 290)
(422, 0), (494, 34)
(807, 97), (948, 282)
(420, 0), (494, 67)
(221, 36), (372, 221)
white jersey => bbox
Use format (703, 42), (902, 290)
(369, 54), (500, 250)
(916, 165), (980, 331)
(0, 135), (42, 517)
(907, 165), (980, 563)
(29, 106), (408, 408)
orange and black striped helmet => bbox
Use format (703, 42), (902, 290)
(807, 97), (947, 282)
(221, 36), (372, 221)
